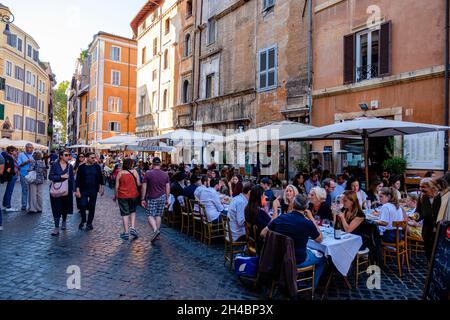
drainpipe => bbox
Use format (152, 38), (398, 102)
(307, 0), (313, 124)
(445, 0), (449, 172)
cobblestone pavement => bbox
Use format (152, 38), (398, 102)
(0, 181), (428, 300)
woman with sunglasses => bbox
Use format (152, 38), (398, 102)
(49, 150), (74, 236)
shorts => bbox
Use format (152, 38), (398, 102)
(118, 198), (139, 217)
(146, 195), (166, 217)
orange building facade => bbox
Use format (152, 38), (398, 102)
(87, 32), (137, 144)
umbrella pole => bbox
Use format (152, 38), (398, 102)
(363, 130), (370, 190)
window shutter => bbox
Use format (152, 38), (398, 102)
(379, 21), (392, 77)
(343, 33), (355, 84)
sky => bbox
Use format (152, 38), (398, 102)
(7, 0), (145, 85)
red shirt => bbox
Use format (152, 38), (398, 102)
(117, 171), (139, 199)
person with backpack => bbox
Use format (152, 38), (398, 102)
(114, 158), (141, 240)
(26, 151), (47, 214)
(1, 146), (19, 212)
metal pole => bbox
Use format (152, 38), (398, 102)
(307, 0), (313, 124)
(363, 130), (370, 190)
(445, 0), (449, 172)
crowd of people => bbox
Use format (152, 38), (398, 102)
(1, 146), (449, 288)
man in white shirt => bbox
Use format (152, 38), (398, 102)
(194, 176), (224, 223)
(228, 183), (254, 242)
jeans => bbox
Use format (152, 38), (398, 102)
(0, 208), (2, 226)
(19, 175), (28, 210)
(3, 175), (17, 208)
(297, 249), (327, 288)
(80, 191), (98, 225)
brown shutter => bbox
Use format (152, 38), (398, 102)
(343, 34), (355, 84)
(379, 21), (392, 77)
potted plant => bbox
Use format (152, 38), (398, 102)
(382, 157), (407, 176)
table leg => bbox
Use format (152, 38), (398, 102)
(321, 268), (334, 301)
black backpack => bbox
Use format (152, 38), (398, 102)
(0, 153), (15, 184)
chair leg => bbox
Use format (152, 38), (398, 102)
(383, 249), (387, 267)
(355, 256), (359, 287)
(405, 247), (411, 272)
(397, 252), (402, 277)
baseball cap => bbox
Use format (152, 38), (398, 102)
(152, 157), (161, 165)
(261, 177), (271, 185)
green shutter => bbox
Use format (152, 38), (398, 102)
(0, 77), (5, 90)
(0, 104), (4, 120)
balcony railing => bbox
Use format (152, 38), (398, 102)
(357, 64), (378, 82)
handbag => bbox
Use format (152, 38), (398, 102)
(50, 179), (69, 198)
(25, 170), (37, 184)
(235, 255), (259, 278)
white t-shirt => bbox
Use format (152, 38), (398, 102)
(379, 202), (404, 234)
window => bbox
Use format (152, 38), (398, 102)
(111, 46), (121, 61)
(139, 94), (145, 115)
(93, 70), (97, 86)
(141, 20), (147, 31)
(109, 122), (121, 132)
(42, 82), (45, 94)
(208, 19), (216, 44)
(186, 0), (193, 17)
(27, 45), (32, 58)
(112, 70), (120, 86)
(344, 21), (391, 84)
(163, 49), (169, 69)
(263, 0), (275, 11)
(142, 47), (147, 65)
(206, 73), (215, 98)
(7, 33), (17, 48)
(153, 38), (158, 56)
(5, 86), (24, 105)
(107, 97), (122, 113)
(151, 11), (158, 22)
(38, 121), (45, 135)
(15, 66), (24, 81)
(17, 38), (23, 52)
(25, 117), (36, 132)
(5, 61), (12, 77)
(162, 90), (168, 110)
(33, 49), (39, 62)
(152, 91), (157, 111)
(165, 19), (170, 35)
(152, 70), (157, 81)
(26, 71), (32, 85)
(258, 46), (277, 91)
(14, 115), (22, 130)
(184, 33), (191, 57)
(183, 80), (190, 103)
(32, 75), (36, 87)
(92, 46), (98, 63)
(25, 93), (37, 109)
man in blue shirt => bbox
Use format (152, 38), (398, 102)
(183, 175), (201, 200)
(304, 170), (321, 194)
(17, 143), (35, 211)
(228, 182), (254, 241)
(261, 194), (326, 288)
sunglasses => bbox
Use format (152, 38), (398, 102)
(63, 154), (70, 157)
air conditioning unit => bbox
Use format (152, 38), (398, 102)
(371, 100), (379, 110)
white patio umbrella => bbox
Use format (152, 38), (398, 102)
(0, 138), (14, 148)
(225, 121), (315, 143)
(13, 140), (48, 151)
(280, 117), (450, 187)
(136, 139), (176, 153)
(147, 129), (224, 144)
(98, 134), (141, 145)
(67, 144), (90, 149)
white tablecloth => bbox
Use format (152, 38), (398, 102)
(307, 227), (362, 276)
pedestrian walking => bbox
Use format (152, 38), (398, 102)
(27, 151), (47, 214)
(74, 153), (86, 215)
(75, 152), (104, 231)
(49, 150), (74, 236)
(141, 157), (170, 243)
(114, 158), (141, 240)
(0, 152), (5, 231)
(17, 143), (35, 211)
(1, 146), (19, 212)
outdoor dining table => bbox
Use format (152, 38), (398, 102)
(307, 226), (362, 299)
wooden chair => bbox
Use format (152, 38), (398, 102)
(180, 197), (192, 234)
(381, 221), (410, 277)
(222, 215), (246, 270)
(190, 199), (203, 242)
(296, 265), (315, 300)
(354, 248), (370, 287)
(408, 235), (425, 258)
(199, 203), (224, 246)
(245, 222), (259, 257)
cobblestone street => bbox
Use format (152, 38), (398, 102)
(0, 181), (428, 300)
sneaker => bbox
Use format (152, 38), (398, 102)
(86, 224), (94, 231)
(150, 231), (158, 243)
(129, 228), (139, 239)
(21, 207), (26, 211)
(78, 223), (85, 230)
(61, 221), (67, 231)
(120, 232), (129, 240)
(5, 208), (19, 212)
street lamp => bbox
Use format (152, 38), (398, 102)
(0, 3), (14, 36)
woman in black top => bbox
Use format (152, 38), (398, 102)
(332, 190), (366, 248)
(245, 185), (272, 254)
(366, 179), (383, 208)
(272, 185), (298, 218)
(308, 187), (332, 221)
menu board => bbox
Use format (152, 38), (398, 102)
(403, 132), (444, 170)
(423, 221), (450, 300)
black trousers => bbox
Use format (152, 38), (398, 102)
(80, 191), (98, 225)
